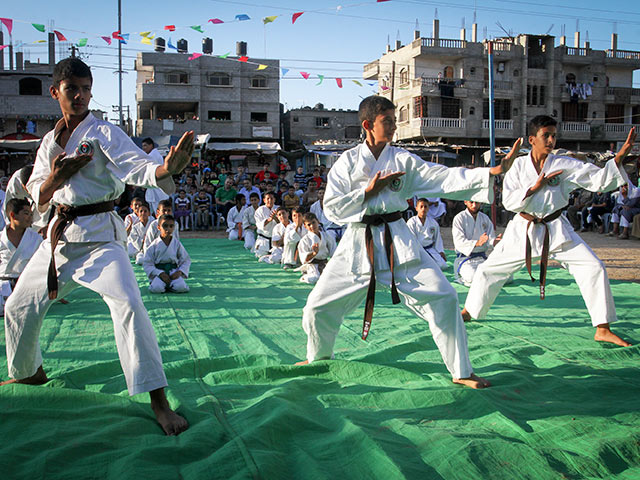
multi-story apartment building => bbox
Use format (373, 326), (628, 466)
(363, 22), (640, 152)
(282, 104), (361, 149)
(135, 41), (280, 143)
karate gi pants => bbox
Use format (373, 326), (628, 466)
(4, 240), (168, 396)
(302, 247), (473, 379)
(244, 230), (256, 250)
(465, 237), (616, 326)
(149, 272), (189, 293)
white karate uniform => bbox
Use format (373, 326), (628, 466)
(226, 205), (245, 241)
(452, 209), (495, 286)
(5, 113), (174, 395)
(302, 142), (493, 379)
(260, 221), (288, 264)
(242, 205), (257, 250)
(140, 218), (180, 264)
(144, 148), (170, 214)
(3, 168), (49, 231)
(406, 215), (447, 270)
(310, 200), (344, 242)
(254, 204), (278, 257)
(0, 228), (43, 311)
(464, 153), (626, 326)
(142, 235), (190, 294)
(127, 219), (152, 259)
(282, 223), (306, 267)
(426, 197), (446, 221)
(124, 212), (139, 233)
(297, 230), (337, 284)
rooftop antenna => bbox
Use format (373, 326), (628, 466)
(613, 21), (617, 34)
(544, 24), (554, 35)
(483, 26), (487, 41)
(415, 19), (419, 31)
(461, 17), (465, 29)
(434, 8), (438, 20)
(495, 21), (514, 41)
(561, 24), (565, 37)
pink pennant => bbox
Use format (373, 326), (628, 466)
(0, 18), (13, 35)
(377, 0), (391, 2)
(381, 85), (390, 90)
(208, 18), (224, 24)
(53, 30), (67, 41)
(292, 12), (304, 24)
(112, 30), (124, 41)
(336, 78), (343, 88)
(238, 56), (248, 62)
(300, 72), (310, 80)
(101, 36), (112, 45)
(188, 53), (203, 60)
(164, 25), (176, 31)
(0, 45), (7, 51)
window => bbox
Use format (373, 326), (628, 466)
(513, 69), (519, 77)
(208, 110), (231, 121)
(531, 86), (538, 106)
(527, 84), (545, 106)
(316, 117), (330, 128)
(605, 104), (625, 124)
(208, 72), (231, 86)
(539, 86), (545, 106)
(251, 75), (267, 88)
(469, 107), (475, 115)
(250, 112), (267, 123)
(483, 99), (512, 120)
(398, 106), (409, 123)
(414, 96), (427, 118)
(345, 125), (361, 139)
(166, 72), (189, 84)
(470, 67), (476, 76)
(562, 103), (588, 122)
(19, 77), (42, 95)
(444, 66), (454, 79)
(399, 68), (409, 85)
(441, 98), (461, 118)
(293, 116), (299, 123)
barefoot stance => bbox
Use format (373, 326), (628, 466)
(453, 373), (491, 389)
(461, 309), (472, 322)
(595, 325), (632, 347)
(0, 365), (48, 386)
(150, 388), (189, 436)
(295, 360), (309, 365)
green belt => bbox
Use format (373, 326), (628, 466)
(156, 262), (177, 275)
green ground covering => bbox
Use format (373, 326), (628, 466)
(0, 238), (639, 479)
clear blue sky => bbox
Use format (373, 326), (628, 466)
(2, 0), (639, 123)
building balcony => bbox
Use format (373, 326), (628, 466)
(605, 87), (640, 104)
(136, 82), (200, 102)
(559, 121), (590, 139)
(482, 119), (514, 130)
(136, 118), (202, 137)
(419, 38), (469, 59)
(603, 123), (640, 140)
(363, 60), (379, 80)
(413, 117), (466, 129)
(411, 77), (467, 97)
(559, 46), (595, 64)
(606, 49), (640, 61)
(484, 41), (516, 58)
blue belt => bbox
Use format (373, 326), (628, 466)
(455, 252), (487, 275)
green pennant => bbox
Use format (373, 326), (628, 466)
(32, 23), (45, 33)
(190, 25), (204, 33)
(316, 75), (324, 86)
(218, 52), (230, 58)
(77, 38), (87, 47)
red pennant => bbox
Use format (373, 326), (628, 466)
(377, 0), (391, 2)
(336, 78), (343, 88)
(112, 30), (124, 41)
(238, 56), (248, 62)
(101, 36), (112, 45)
(0, 18), (13, 35)
(164, 25), (176, 31)
(300, 72), (310, 79)
(53, 30), (67, 41)
(208, 18), (224, 24)
(292, 12), (304, 24)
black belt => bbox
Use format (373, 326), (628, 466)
(360, 210), (405, 340)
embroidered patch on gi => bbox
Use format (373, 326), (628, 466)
(76, 140), (94, 156)
(547, 176), (560, 187)
(389, 177), (403, 192)
(482, 222), (487, 230)
(428, 227), (436, 237)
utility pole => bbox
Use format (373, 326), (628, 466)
(117, 0), (124, 128)
(70, 45), (78, 58)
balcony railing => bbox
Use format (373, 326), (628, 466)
(485, 42), (514, 52)
(560, 122), (590, 133)
(416, 117), (466, 129)
(483, 80), (513, 90)
(566, 47), (590, 56)
(604, 123), (640, 133)
(421, 38), (467, 49)
(412, 77), (466, 88)
(606, 49), (640, 60)
(482, 119), (514, 129)
(606, 87), (640, 96)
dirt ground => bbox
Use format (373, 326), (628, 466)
(182, 226), (640, 283)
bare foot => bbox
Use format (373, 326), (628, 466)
(149, 388), (189, 436)
(0, 365), (48, 386)
(452, 373), (491, 389)
(294, 360), (309, 365)
(594, 325), (632, 347)
(461, 308), (472, 322)
(58, 298), (69, 304)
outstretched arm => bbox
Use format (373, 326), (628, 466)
(156, 131), (195, 180)
(488, 138), (523, 176)
(615, 127), (637, 166)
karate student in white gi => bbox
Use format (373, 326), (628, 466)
(143, 214), (190, 294)
(297, 212), (337, 284)
(297, 96), (516, 389)
(3, 165), (48, 233)
(452, 201), (502, 287)
(260, 207), (290, 264)
(242, 192), (259, 250)
(0, 58), (193, 435)
(127, 201), (153, 261)
(226, 194), (246, 241)
(124, 196), (142, 235)
(0, 198), (43, 313)
(254, 191), (279, 257)
(282, 206), (306, 270)
(310, 187), (344, 243)
(406, 198), (448, 270)
(141, 199), (178, 260)
(462, 116), (636, 348)
(141, 137), (169, 214)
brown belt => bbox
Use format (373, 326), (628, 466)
(519, 209), (563, 299)
(361, 211), (404, 340)
(47, 201), (115, 299)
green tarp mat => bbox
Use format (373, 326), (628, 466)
(1, 238), (639, 479)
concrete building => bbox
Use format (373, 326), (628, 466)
(363, 23), (640, 151)
(135, 41), (280, 143)
(282, 104), (361, 149)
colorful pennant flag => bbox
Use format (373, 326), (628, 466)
(32, 23), (46, 33)
(235, 14), (250, 21)
(167, 38), (177, 50)
(263, 16), (278, 24)
(292, 12), (304, 24)
(34, 40), (46, 44)
(119, 33), (129, 44)
(281, 68), (289, 77)
(188, 53), (203, 60)
(209, 18), (224, 24)
(300, 72), (310, 80)
(141, 36), (152, 45)
(53, 30), (67, 41)
(336, 78), (343, 88)
(190, 25), (204, 33)
(140, 31), (152, 37)
(112, 31), (124, 41)
(352, 80), (363, 86)
(77, 38), (87, 47)
(0, 45), (7, 51)
(238, 56), (248, 62)
(101, 36), (112, 45)
(381, 85), (390, 90)
(218, 52), (230, 58)
(377, 0), (391, 2)
(316, 75), (324, 86)
(257, 64), (268, 70)
(0, 18), (13, 35)
(164, 25), (176, 31)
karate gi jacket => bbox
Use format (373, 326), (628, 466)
(0, 228), (43, 279)
(142, 235), (190, 280)
(406, 215), (445, 254)
(298, 231), (337, 264)
(452, 209), (496, 257)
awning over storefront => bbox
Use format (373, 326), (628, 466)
(206, 142), (281, 154)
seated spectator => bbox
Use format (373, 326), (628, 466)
(426, 197), (446, 224)
(610, 184), (640, 239)
(308, 168), (323, 189)
(406, 198), (448, 270)
(581, 191), (612, 233)
(142, 214), (190, 294)
(234, 165), (250, 184)
(255, 162), (278, 183)
(296, 212), (336, 284)
(275, 181), (289, 205)
(174, 189), (192, 231)
(127, 202), (153, 260)
(283, 207), (306, 270)
(142, 200), (180, 262)
(254, 192), (279, 257)
(301, 181), (319, 208)
(227, 194), (246, 241)
(239, 179), (262, 204)
(293, 183), (304, 202)
(293, 166), (307, 190)
(310, 187), (344, 242)
(124, 197), (143, 235)
(275, 172), (288, 192)
(215, 178), (238, 221)
(242, 193), (260, 250)
(193, 190), (212, 230)
(260, 207), (290, 264)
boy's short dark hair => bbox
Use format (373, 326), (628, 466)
(249, 192), (260, 200)
(158, 199), (173, 210)
(276, 207), (288, 214)
(6, 198), (31, 216)
(291, 206), (305, 215)
(158, 214), (175, 224)
(142, 137), (154, 146)
(528, 115), (557, 137)
(53, 57), (92, 88)
(263, 191), (276, 199)
(138, 202), (151, 212)
(303, 212), (318, 223)
(416, 197), (429, 205)
(358, 95), (396, 125)
(235, 193), (245, 203)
